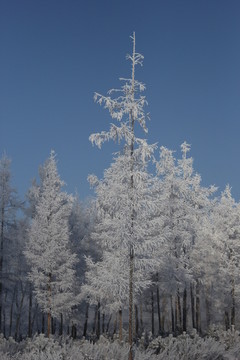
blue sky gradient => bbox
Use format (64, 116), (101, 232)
(1, 0), (240, 201)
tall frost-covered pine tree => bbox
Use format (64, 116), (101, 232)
(88, 33), (160, 358)
(24, 151), (78, 337)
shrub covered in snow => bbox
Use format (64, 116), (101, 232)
(0, 330), (240, 360)
(148, 332), (226, 360)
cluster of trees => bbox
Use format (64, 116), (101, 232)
(0, 34), (239, 360)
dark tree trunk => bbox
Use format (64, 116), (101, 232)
(47, 312), (51, 337)
(113, 313), (117, 335)
(28, 285), (32, 338)
(183, 287), (187, 332)
(92, 305), (97, 335)
(96, 301), (100, 339)
(3, 308), (6, 337)
(83, 302), (89, 337)
(196, 281), (201, 334)
(106, 314), (112, 334)
(205, 291), (211, 331)
(156, 284), (161, 334)
(171, 295), (175, 333)
(31, 303), (38, 335)
(225, 310), (230, 331)
(9, 289), (15, 337)
(41, 313), (45, 334)
(129, 247), (134, 360)
(135, 305), (139, 338)
(151, 290), (154, 336)
(59, 313), (63, 336)
(190, 283), (195, 329)
(15, 290), (25, 341)
(231, 277), (235, 327)
(71, 323), (77, 339)
(175, 295), (178, 332)
(51, 316), (55, 335)
(102, 313), (105, 334)
(177, 289), (182, 332)
(140, 300), (143, 335)
(47, 273), (52, 338)
(119, 309), (123, 341)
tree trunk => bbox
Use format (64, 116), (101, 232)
(28, 285), (32, 338)
(83, 302), (89, 337)
(3, 290), (7, 337)
(102, 313), (105, 334)
(170, 295), (175, 333)
(156, 284), (161, 335)
(225, 310), (230, 331)
(140, 300), (143, 335)
(175, 295), (178, 332)
(205, 290), (211, 331)
(47, 273), (52, 338)
(190, 283), (195, 329)
(51, 317), (54, 335)
(71, 323), (77, 339)
(128, 247), (134, 360)
(119, 309), (123, 341)
(14, 286), (25, 341)
(3, 308), (6, 337)
(231, 276), (235, 327)
(106, 314), (112, 334)
(59, 313), (63, 336)
(92, 304), (97, 335)
(41, 313), (45, 334)
(96, 301), (100, 339)
(113, 313), (118, 335)
(151, 290), (154, 336)
(183, 287), (187, 332)
(31, 302), (38, 335)
(135, 305), (139, 339)
(9, 288), (15, 337)
(128, 31), (136, 360)
(47, 313), (51, 337)
(161, 297), (165, 333)
(196, 281), (201, 334)
(177, 289), (182, 332)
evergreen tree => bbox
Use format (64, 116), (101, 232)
(0, 154), (20, 334)
(89, 33), (158, 358)
(82, 152), (160, 313)
(24, 151), (78, 337)
(154, 143), (216, 333)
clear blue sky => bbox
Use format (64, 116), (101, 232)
(1, 0), (240, 201)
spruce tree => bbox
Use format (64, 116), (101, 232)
(25, 151), (78, 337)
(89, 33), (158, 359)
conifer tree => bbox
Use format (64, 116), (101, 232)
(89, 33), (158, 359)
(0, 154), (20, 334)
(210, 186), (240, 329)
(24, 151), (78, 337)
(154, 143), (217, 333)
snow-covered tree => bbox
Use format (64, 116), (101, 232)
(68, 196), (98, 336)
(154, 143), (217, 333)
(24, 151), (78, 337)
(209, 186), (240, 329)
(82, 152), (160, 312)
(0, 154), (21, 334)
(88, 33), (159, 357)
